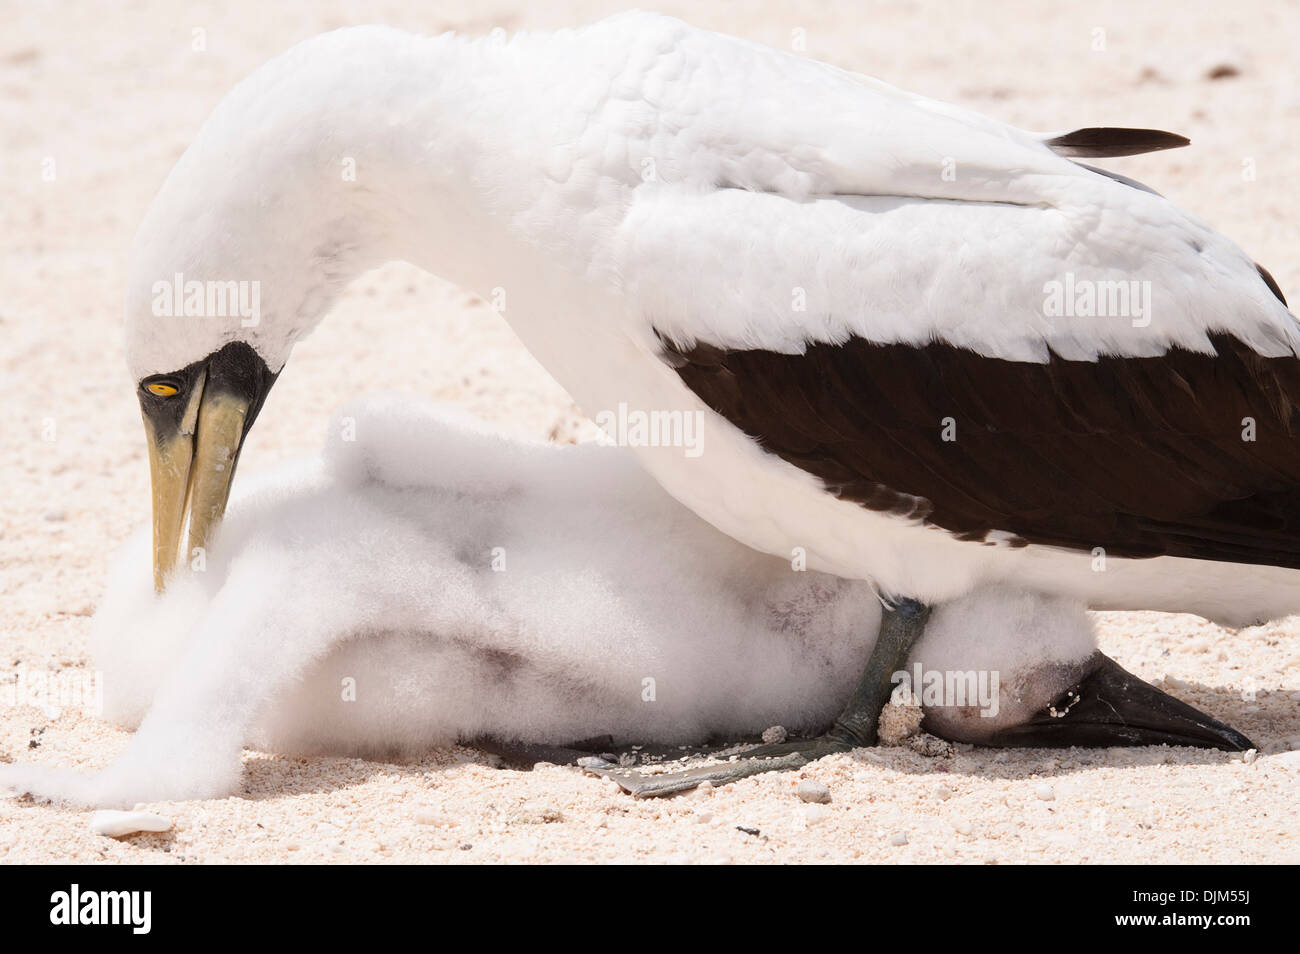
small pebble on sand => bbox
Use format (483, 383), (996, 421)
(908, 733), (955, 758)
(796, 779), (832, 804)
(878, 700), (924, 745)
(89, 810), (172, 838)
(761, 725), (787, 744)
(1035, 784), (1055, 801)
(888, 832), (908, 846)
(508, 803), (564, 824)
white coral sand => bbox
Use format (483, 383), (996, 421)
(2, 0), (1295, 865)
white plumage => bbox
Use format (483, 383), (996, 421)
(126, 13), (1295, 372)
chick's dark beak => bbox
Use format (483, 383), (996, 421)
(984, 653), (1254, 752)
(139, 341), (277, 591)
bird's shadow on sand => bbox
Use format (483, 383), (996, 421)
(1, 682), (1286, 811)
(235, 746), (495, 800)
(233, 682), (1294, 797)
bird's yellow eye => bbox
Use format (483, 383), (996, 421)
(146, 382), (179, 397)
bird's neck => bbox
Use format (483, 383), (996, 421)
(286, 28), (634, 283)
(249, 29), (528, 299)
(131, 26), (627, 377)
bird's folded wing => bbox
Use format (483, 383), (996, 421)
(613, 94), (1300, 563)
(620, 180), (1296, 362)
(655, 328), (1300, 567)
(628, 30), (1295, 358)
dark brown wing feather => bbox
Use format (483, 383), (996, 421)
(660, 332), (1300, 567)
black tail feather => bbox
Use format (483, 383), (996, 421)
(1047, 126), (1190, 158)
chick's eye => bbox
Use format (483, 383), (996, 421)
(145, 382), (179, 397)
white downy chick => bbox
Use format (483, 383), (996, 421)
(0, 397), (1245, 808)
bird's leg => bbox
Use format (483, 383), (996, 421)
(822, 597), (932, 747)
(585, 598), (931, 797)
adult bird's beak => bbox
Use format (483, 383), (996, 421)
(139, 342), (277, 591)
(982, 653), (1254, 751)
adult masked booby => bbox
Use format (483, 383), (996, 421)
(127, 13), (1287, 792)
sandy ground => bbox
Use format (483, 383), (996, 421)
(2, 0), (1298, 864)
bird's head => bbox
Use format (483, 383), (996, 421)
(123, 25), (495, 590)
(123, 111), (324, 592)
(130, 337), (279, 593)
(913, 591), (1254, 751)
